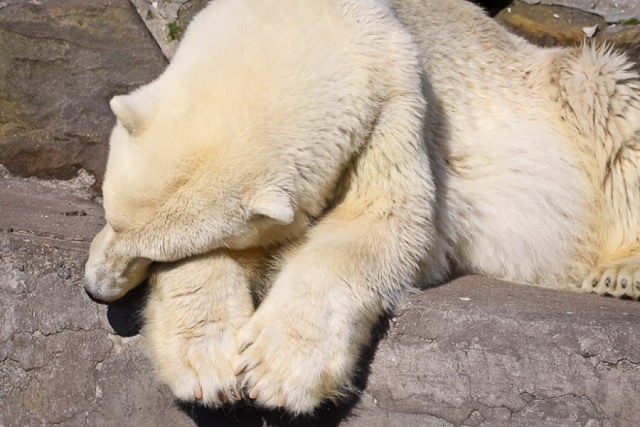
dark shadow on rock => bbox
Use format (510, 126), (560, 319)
(469, 0), (511, 16)
(179, 315), (392, 427)
(106, 282), (150, 337)
(177, 403), (266, 427)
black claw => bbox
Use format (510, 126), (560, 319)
(592, 279), (598, 287)
(604, 277), (611, 287)
(620, 279), (628, 289)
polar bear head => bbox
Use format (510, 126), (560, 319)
(82, 0), (394, 302)
(84, 86), (315, 302)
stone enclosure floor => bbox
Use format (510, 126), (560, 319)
(1, 163), (639, 427)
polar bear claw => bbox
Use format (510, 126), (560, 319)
(582, 257), (640, 300)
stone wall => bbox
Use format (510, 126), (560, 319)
(0, 0), (167, 186)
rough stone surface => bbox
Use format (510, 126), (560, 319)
(522, 0), (640, 22)
(0, 170), (195, 426)
(0, 0), (167, 185)
(129, 0), (209, 59)
(363, 278), (640, 426)
(498, 0), (640, 51)
(1, 170), (639, 426)
(497, 1), (605, 46)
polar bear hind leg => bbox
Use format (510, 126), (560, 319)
(553, 45), (640, 298)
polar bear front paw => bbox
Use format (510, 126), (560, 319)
(150, 321), (243, 407)
(234, 305), (358, 414)
(581, 259), (640, 299)
(145, 252), (258, 406)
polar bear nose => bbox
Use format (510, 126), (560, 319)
(83, 267), (118, 304)
(83, 274), (110, 304)
(84, 287), (109, 305)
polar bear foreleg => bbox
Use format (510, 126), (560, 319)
(233, 93), (447, 413)
(233, 212), (432, 413)
(144, 250), (262, 406)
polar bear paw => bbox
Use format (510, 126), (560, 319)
(234, 305), (355, 414)
(151, 322), (242, 407)
(581, 259), (640, 300)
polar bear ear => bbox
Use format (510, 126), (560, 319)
(110, 93), (154, 136)
(250, 187), (295, 225)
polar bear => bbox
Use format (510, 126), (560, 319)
(84, 0), (640, 415)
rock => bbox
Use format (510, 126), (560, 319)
(497, 0), (640, 55)
(0, 0), (167, 185)
(129, 0), (209, 59)
(600, 23), (640, 55)
(582, 24), (598, 38)
(0, 171), (194, 426)
(522, 0), (640, 23)
(0, 166), (102, 250)
(497, 1), (606, 47)
(360, 277), (640, 426)
(1, 170), (639, 426)
(128, 0), (186, 59)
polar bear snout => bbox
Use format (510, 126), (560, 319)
(84, 253), (151, 303)
(83, 261), (106, 303)
(84, 224), (152, 303)
(83, 282), (110, 305)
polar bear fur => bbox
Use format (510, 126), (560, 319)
(84, 0), (640, 414)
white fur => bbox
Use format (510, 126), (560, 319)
(84, 0), (640, 414)
(144, 251), (258, 405)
